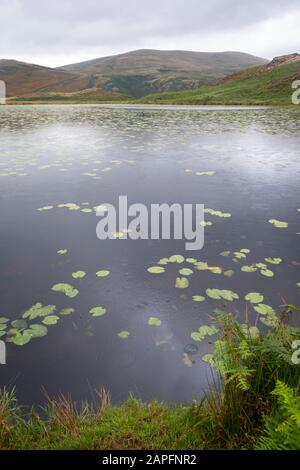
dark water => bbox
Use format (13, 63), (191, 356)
(0, 105), (300, 407)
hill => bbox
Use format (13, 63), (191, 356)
(0, 50), (266, 99)
(0, 59), (123, 99)
(138, 53), (300, 105)
(59, 49), (267, 97)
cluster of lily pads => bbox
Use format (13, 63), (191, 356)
(0, 267), (112, 346)
(0, 147), (135, 180)
(146, 249), (291, 345)
(37, 202), (108, 214)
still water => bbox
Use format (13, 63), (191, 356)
(0, 105), (299, 407)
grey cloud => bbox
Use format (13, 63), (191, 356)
(0, 0), (299, 65)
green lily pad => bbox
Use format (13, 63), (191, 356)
(57, 249), (68, 255)
(192, 295), (205, 302)
(0, 324), (7, 331)
(42, 315), (60, 325)
(26, 324), (48, 338)
(0, 317), (9, 324)
(60, 308), (75, 316)
(11, 319), (27, 330)
(260, 268), (274, 277)
(196, 171), (216, 176)
(253, 304), (276, 315)
(96, 270), (110, 277)
(206, 288), (239, 301)
(268, 219), (288, 228)
(169, 255), (185, 263)
(51, 283), (79, 298)
(191, 325), (218, 342)
(175, 277), (189, 289)
(241, 265), (257, 273)
(147, 266), (165, 274)
(22, 303), (56, 320)
(194, 261), (209, 270)
(178, 268), (193, 276)
(90, 307), (107, 317)
(264, 257), (282, 265)
(72, 271), (86, 279)
(148, 317), (161, 326)
(158, 258), (169, 265)
(220, 251), (230, 257)
(12, 331), (32, 346)
(118, 331), (130, 339)
(245, 292), (264, 304)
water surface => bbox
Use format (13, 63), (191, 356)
(0, 105), (300, 407)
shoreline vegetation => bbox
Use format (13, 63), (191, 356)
(1, 305), (300, 450)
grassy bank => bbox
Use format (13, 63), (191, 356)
(1, 304), (300, 450)
(138, 61), (300, 105)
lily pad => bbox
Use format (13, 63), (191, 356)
(118, 331), (130, 339)
(148, 317), (161, 326)
(60, 308), (75, 316)
(241, 265), (257, 273)
(245, 292), (264, 304)
(220, 251), (230, 257)
(51, 283), (79, 298)
(194, 261), (209, 270)
(147, 266), (165, 274)
(12, 331), (32, 346)
(192, 295), (205, 302)
(268, 219), (288, 228)
(175, 277), (189, 289)
(26, 324), (48, 338)
(206, 288), (239, 301)
(90, 306), (107, 317)
(191, 325), (218, 342)
(11, 319), (27, 330)
(0, 317), (9, 324)
(178, 268), (193, 276)
(72, 271), (86, 279)
(186, 258), (197, 264)
(57, 249), (68, 255)
(264, 257), (282, 265)
(196, 171), (216, 176)
(260, 268), (274, 277)
(169, 255), (185, 263)
(42, 315), (60, 325)
(96, 270), (110, 277)
(253, 304), (276, 315)
(22, 303), (56, 320)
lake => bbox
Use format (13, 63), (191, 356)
(0, 105), (300, 407)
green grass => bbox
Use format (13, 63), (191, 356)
(138, 62), (300, 105)
(1, 304), (300, 450)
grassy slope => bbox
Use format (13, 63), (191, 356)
(137, 61), (300, 105)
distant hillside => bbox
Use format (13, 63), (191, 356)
(59, 49), (267, 97)
(0, 59), (122, 98)
(139, 53), (300, 105)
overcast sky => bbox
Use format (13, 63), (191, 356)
(0, 0), (299, 67)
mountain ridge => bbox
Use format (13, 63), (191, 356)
(0, 49), (267, 98)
